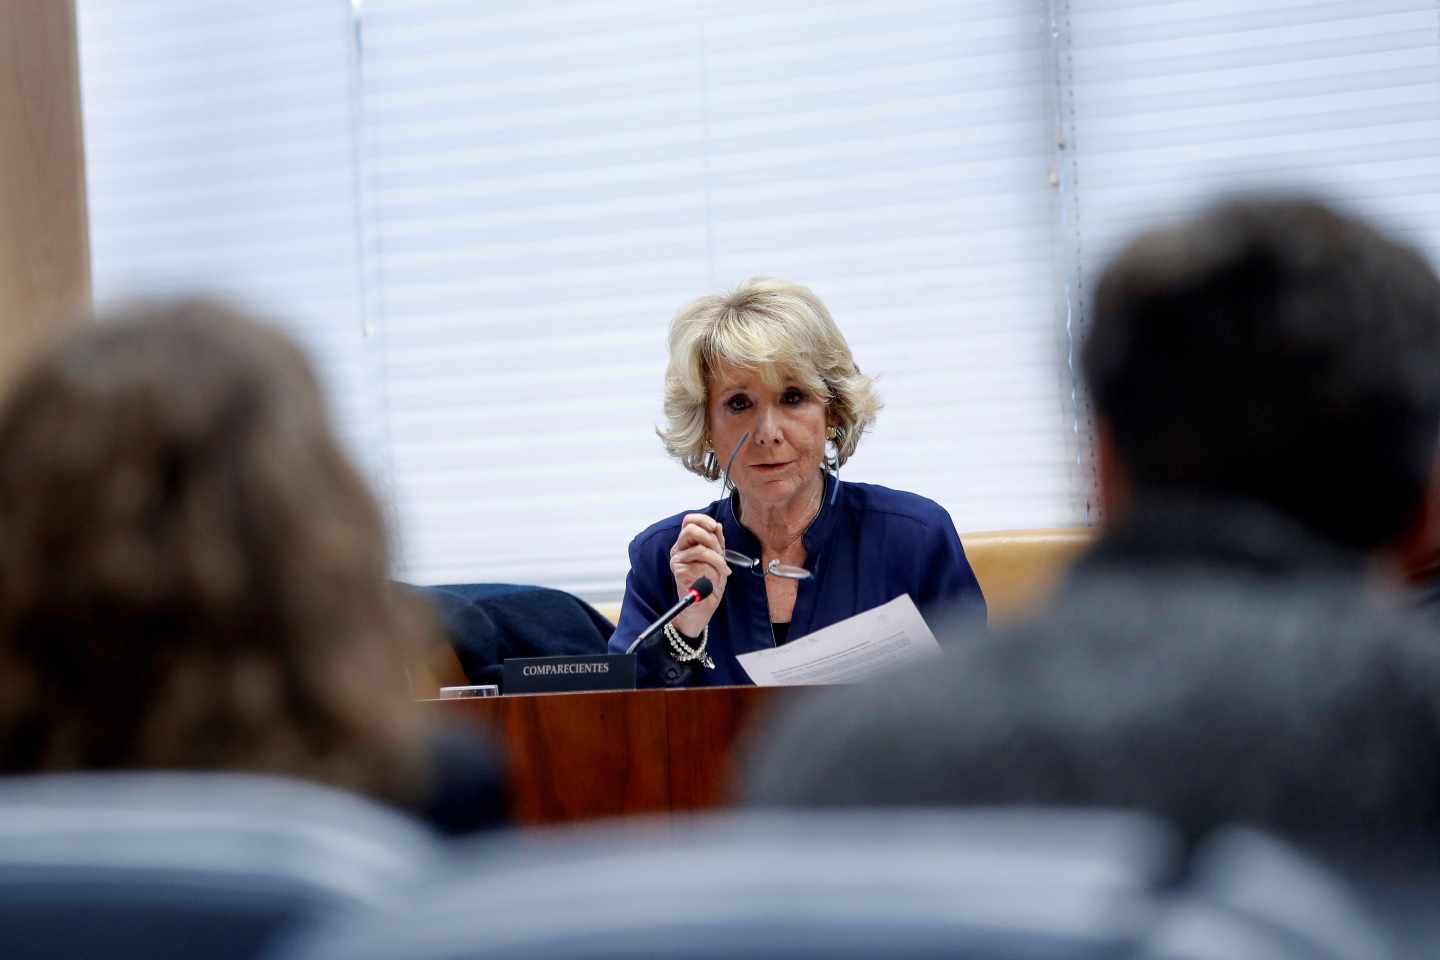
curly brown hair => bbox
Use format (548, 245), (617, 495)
(0, 299), (431, 805)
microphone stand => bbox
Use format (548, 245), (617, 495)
(625, 578), (713, 654)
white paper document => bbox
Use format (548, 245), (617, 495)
(735, 594), (942, 686)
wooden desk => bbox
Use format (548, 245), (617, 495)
(425, 686), (806, 824)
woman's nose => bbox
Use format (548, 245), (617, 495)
(753, 405), (783, 445)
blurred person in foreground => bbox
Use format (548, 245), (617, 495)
(609, 278), (985, 687)
(746, 197), (1440, 867)
(0, 299), (504, 834)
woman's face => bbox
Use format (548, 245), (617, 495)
(707, 360), (829, 509)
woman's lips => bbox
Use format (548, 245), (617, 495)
(750, 461), (792, 473)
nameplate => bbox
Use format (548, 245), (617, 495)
(501, 654), (636, 694)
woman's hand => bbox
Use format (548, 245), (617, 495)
(669, 514), (728, 637)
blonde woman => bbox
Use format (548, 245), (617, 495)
(610, 279), (985, 686)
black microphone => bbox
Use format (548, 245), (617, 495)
(625, 577), (714, 654)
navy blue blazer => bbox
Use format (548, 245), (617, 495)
(609, 473), (986, 687)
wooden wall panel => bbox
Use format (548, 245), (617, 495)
(0, 0), (89, 386)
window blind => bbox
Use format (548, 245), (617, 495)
(359, 0), (1078, 596)
(77, 2), (1440, 601)
(74, 0), (391, 490)
(1061, 0), (1440, 301)
(1049, 0), (1440, 521)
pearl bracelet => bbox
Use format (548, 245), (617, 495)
(664, 621), (715, 670)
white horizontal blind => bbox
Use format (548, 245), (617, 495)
(1051, 0), (1440, 525)
(360, 0), (1079, 596)
(79, 2), (1440, 601)
(74, 0), (390, 490)
(1063, 0), (1440, 300)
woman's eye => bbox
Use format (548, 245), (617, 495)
(724, 394), (752, 413)
(781, 388), (807, 405)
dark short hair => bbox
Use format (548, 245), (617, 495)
(0, 299), (431, 804)
(1083, 197), (1440, 549)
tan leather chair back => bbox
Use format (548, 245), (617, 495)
(961, 528), (1093, 625)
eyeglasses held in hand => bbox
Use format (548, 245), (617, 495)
(718, 431), (814, 581)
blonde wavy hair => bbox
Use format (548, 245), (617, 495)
(659, 278), (881, 480)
